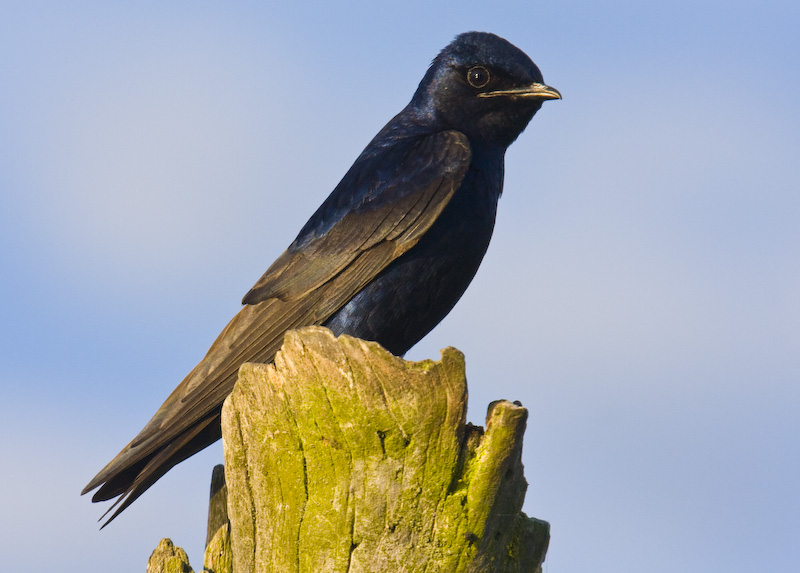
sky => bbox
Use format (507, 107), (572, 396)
(1, 1), (798, 571)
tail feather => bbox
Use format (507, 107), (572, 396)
(84, 412), (222, 527)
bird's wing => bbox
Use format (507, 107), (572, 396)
(83, 130), (471, 521)
(241, 130), (471, 305)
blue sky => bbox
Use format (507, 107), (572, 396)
(1, 1), (798, 571)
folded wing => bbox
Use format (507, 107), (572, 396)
(82, 130), (471, 524)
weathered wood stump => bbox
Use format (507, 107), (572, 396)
(147, 326), (548, 572)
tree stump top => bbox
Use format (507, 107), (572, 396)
(218, 327), (548, 573)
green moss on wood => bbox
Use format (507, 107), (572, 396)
(146, 539), (193, 573)
(203, 524), (233, 573)
(219, 326), (548, 573)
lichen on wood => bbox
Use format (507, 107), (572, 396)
(203, 523), (233, 573)
(219, 326), (548, 572)
(146, 538), (193, 573)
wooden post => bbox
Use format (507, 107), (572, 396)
(147, 327), (549, 572)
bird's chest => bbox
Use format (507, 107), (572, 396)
(375, 154), (503, 324)
(416, 151), (503, 267)
(323, 149), (505, 355)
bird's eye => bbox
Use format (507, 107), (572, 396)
(467, 66), (491, 89)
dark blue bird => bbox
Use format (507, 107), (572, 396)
(83, 31), (560, 524)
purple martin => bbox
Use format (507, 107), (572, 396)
(83, 31), (561, 525)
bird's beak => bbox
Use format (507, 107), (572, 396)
(479, 82), (562, 101)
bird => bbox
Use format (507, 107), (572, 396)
(82, 31), (560, 525)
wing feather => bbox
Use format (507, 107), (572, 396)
(82, 130), (471, 523)
(242, 131), (471, 304)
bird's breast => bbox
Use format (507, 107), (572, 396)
(324, 151), (503, 355)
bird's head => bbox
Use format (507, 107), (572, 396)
(412, 32), (561, 148)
